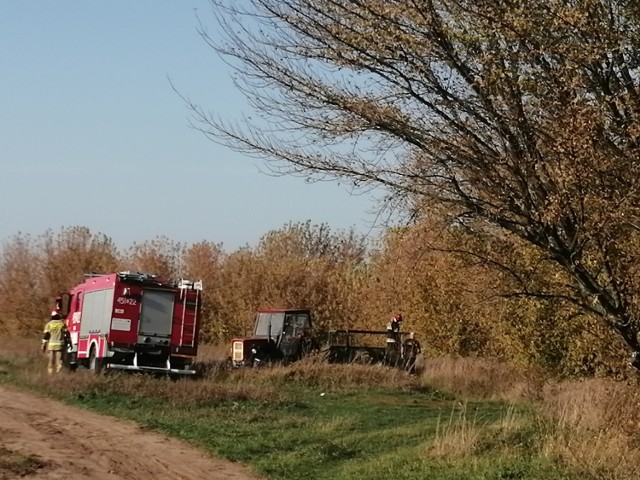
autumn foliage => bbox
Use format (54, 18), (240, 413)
(183, 0), (640, 366)
(0, 222), (628, 377)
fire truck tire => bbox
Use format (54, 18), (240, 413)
(89, 347), (103, 374)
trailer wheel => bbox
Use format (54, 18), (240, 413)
(352, 350), (374, 365)
(89, 346), (103, 374)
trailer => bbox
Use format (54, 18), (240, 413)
(58, 271), (202, 375)
(230, 309), (421, 371)
(320, 329), (390, 364)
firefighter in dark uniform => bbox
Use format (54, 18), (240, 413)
(42, 310), (68, 374)
(402, 332), (422, 374)
(385, 314), (403, 367)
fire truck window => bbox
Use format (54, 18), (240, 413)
(58, 294), (71, 318)
(63, 295), (71, 316)
(76, 293), (81, 309)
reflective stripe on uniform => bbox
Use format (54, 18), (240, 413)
(43, 319), (66, 351)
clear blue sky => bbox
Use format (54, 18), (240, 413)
(0, 1), (380, 251)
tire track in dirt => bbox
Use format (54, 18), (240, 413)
(0, 384), (261, 480)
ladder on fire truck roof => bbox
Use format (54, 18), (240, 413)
(117, 271), (158, 282)
(178, 279), (202, 348)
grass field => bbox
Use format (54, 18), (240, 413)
(2, 337), (639, 479)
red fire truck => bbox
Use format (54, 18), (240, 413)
(57, 271), (202, 375)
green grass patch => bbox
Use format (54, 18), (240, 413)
(0, 347), (580, 480)
(62, 381), (572, 479)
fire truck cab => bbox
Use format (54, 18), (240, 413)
(58, 271), (202, 375)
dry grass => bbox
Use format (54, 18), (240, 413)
(35, 369), (285, 406)
(420, 356), (542, 401)
(0, 336), (41, 363)
(0, 336), (283, 405)
(0, 336), (50, 379)
(234, 356), (418, 391)
(541, 378), (640, 435)
(426, 401), (482, 459)
(0, 336), (419, 404)
(421, 357), (640, 478)
(196, 342), (230, 363)
(196, 342), (422, 392)
(496, 403), (526, 434)
(7, 336), (640, 478)
(539, 378), (640, 480)
(424, 401), (531, 461)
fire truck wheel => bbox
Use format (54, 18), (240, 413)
(89, 347), (103, 374)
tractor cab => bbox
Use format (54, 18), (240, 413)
(231, 309), (313, 367)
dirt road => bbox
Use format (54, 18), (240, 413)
(0, 384), (261, 480)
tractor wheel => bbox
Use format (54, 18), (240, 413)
(317, 347), (333, 363)
(300, 338), (319, 359)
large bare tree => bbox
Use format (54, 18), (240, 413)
(189, 0), (640, 352)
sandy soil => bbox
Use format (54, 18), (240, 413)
(0, 384), (261, 480)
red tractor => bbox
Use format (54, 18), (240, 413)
(230, 309), (317, 367)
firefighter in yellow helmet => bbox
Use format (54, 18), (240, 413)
(42, 310), (68, 374)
